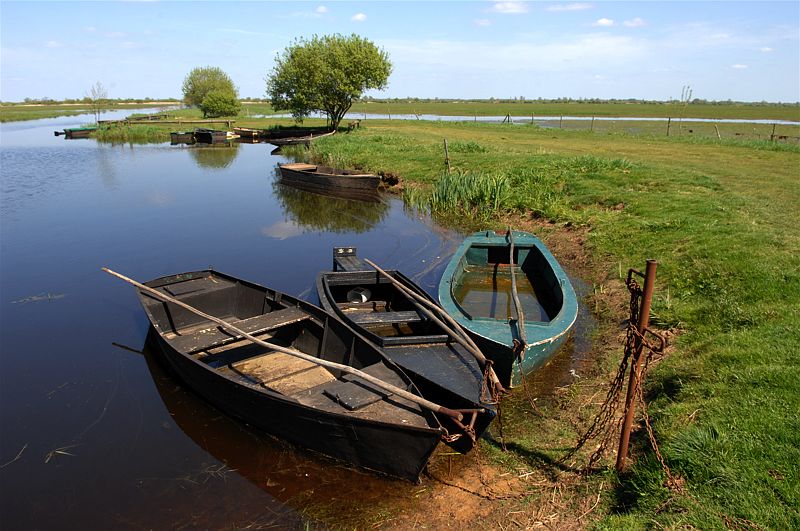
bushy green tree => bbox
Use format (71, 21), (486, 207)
(182, 66), (238, 108)
(267, 34), (391, 129)
(199, 90), (242, 118)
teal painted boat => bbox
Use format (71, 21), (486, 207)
(438, 230), (578, 388)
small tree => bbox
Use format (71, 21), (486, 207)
(267, 34), (392, 129)
(182, 66), (238, 108)
(88, 81), (108, 123)
(199, 90), (242, 118)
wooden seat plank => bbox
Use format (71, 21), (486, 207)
(349, 310), (423, 325)
(170, 307), (309, 354)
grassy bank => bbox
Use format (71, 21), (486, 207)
(303, 121), (799, 528)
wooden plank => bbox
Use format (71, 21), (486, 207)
(350, 310), (423, 325)
(268, 366), (337, 395)
(338, 301), (388, 312)
(233, 351), (320, 383)
(171, 307), (309, 354)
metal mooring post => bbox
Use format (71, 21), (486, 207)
(616, 259), (658, 473)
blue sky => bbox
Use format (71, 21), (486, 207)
(2, 1), (798, 102)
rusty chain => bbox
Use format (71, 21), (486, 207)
(560, 270), (670, 478)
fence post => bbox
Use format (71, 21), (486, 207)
(616, 260), (658, 473)
(714, 124), (721, 139)
(770, 123), (777, 141)
(443, 139), (451, 174)
(666, 117), (671, 137)
(559, 115), (563, 129)
(590, 116), (595, 132)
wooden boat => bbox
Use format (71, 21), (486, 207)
(170, 131), (195, 144)
(232, 127), (262, 139)
(316, 248), (496, 452)
(278, 163), (381, 192)
(268, 130), (335, 146)
(438, 230), (579, 388)
(134, 269), (470, 481)
(60, 127), (96, 139)
(193, 128), (228, 143)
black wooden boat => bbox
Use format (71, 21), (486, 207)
(135, 269), (458, 481)
(278, 163), (381, 192)
(54, 127), (96, 138)
(170, 131), (195, 144)
(316, 248), (497, 452)
(232, 127), (262, 139)
(194, 128), (228, 143)
(268, 130), (335, 146)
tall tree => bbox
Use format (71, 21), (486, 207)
(267, 34), (392, 129)
(182, 66), (238, 108)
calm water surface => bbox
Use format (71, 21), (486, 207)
(0, 113), (593, 528)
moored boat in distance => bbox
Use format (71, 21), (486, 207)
(132, 269), (468, 481)
(438, 230), (579, 388)
(54, 127), (97, 138)
(317, 247), (497, 451)
(268, 130), (335, 146)
(194, 128), (229, 143)
(170, 131), (195, 144)
(232, 127), (262, 139)
(278, 163), (381, 192)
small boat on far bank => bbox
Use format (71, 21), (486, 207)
(54, 127), (97, 138)
(194, 128), (228, 143)
(278, 163), (381, 192)
(170, 131), (195, 144)
(438, 230), (578, 388)
(268, 130), (335, 146)
(232, 127), (262, 139)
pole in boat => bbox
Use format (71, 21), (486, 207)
(507, 228), (528, 356)
(102, 267), (467, 422)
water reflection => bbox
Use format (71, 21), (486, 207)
(140, 330), (402, 527)
(271, 177), (389, 234)
(187, 142), (241, 170)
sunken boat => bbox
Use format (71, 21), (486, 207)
(193, 128), (229, 143)
(131, 269), (479, 481)
(438, 230), (578, 388)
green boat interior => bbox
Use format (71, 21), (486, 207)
(451, 244), (564, 323)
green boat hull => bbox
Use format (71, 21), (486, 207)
(438, 230), (578, 388)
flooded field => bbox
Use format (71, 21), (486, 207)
(0, 113), (593, 528)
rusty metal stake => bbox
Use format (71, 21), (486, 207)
(616, 259), (658, 473)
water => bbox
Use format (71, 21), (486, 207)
(453, 266), (551, 322)
(0, 112), (596, 528)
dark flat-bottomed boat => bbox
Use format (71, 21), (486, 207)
(194, 128), (229, 143)
(136, 270), (449, 481)
(278, 163), (381, 192)
(317, 248), (496, 451)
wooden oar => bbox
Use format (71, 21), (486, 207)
(507, 229), (528, 354)
(362, 259), (504, 395)
(103, 267), (466, 422)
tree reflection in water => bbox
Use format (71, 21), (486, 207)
(271, 179), (389, 234)
(188, 142), (241, 170)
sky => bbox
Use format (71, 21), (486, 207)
(1, 1), (798, 103)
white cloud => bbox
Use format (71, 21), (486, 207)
(351, 12), (367, 22)
(316, 5), (328, 14)
(592, 18), (614, 27)
(760, 46), (773, 52)
(475, 19), (492, 27)
(623, 17), (646, 28)
(492, 2), (529, 14)
(547, 3), (592, 12)
(104, 31), (126, 38)
(84, 26), (96, 33)
(380, 34), (647, 74)
(44, 40), (64, 48)
(120, 41), (140, 49)
(731, 64), (748, 69)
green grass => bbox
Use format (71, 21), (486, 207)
(307, 120), (800, 528)
(94, 124), (170, 143)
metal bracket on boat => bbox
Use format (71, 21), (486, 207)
(446, 408), (484, 443)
